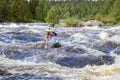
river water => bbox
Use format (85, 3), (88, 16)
(0, 23), (120, 80)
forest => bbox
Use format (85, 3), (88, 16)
(0, 0), (120, 25)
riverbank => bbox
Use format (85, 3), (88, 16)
(56, 19), (120, 27)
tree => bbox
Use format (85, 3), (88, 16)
(0, 0), (11, 22)
(64, 11), (70, 19)
(99, 0), (115, 15)
(11, 0), (32, 22)
(99, 0), (120, 25)
(45, 6), (59, 27)
(109, 0), (120, 22)
(35, 0), (49, 22)
(28, 0), (39, 19)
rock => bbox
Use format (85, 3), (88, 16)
(77, 21), (84, 27)
(83, 20), (104, 27)
(51, 43), (61, 48)
(0, 69), (7, 75)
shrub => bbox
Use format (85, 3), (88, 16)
(45, 6), (59, 26)
(65, 18), (79, 27)
(101, 17), (116, 25)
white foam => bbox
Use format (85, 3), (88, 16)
(107, 35), (120, 44)
(99, 31), (110, 40)
(0, 23), (120, 80)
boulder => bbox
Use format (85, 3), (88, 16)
(83, 20), (104, 27)
(77, 21), (84, 27)
(0, 69), (7, 75)
(51, 42), (61, 48)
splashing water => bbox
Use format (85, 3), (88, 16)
(0, 23), (120, 80)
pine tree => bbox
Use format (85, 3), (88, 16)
(99, 0), (115, 15)
(0, 0), (11, 22)
(109, 0), (120, 22)
(45, 6), (59, 27)
(35, 0), (49, 22)
(64, 11), (70, 19)
(11, 0), (32, 22)
(28, 0), (39, 19)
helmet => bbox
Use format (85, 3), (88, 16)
(47, 29), (51, 32)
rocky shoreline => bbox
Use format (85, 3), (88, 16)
(57, 20), (119, 27)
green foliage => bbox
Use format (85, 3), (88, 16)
(99, 0), (120, 24)
(116, 16), (120, 22)
(101, 17), (116, 25)
(45, 6), (59, 26)
(65, 17), (78, 27)
(29, 0), (39, 19)
(95, 13), (103, 21)
(0, 0), (11, 22)
(0, 0), (119, 24)
(64, 11), (70, 18)
(35, 0), (49, 22)
(11, 0), (32, 22)
(108, 0), (120, 22)
(99, 0), (115, 15)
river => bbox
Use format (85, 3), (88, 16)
(0, 23), (120, 80)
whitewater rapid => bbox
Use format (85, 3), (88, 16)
(0, 23), (120, 80)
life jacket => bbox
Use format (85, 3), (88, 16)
(44, 32), (52, 41)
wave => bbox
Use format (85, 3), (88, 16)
(0, 23), (120, 80)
